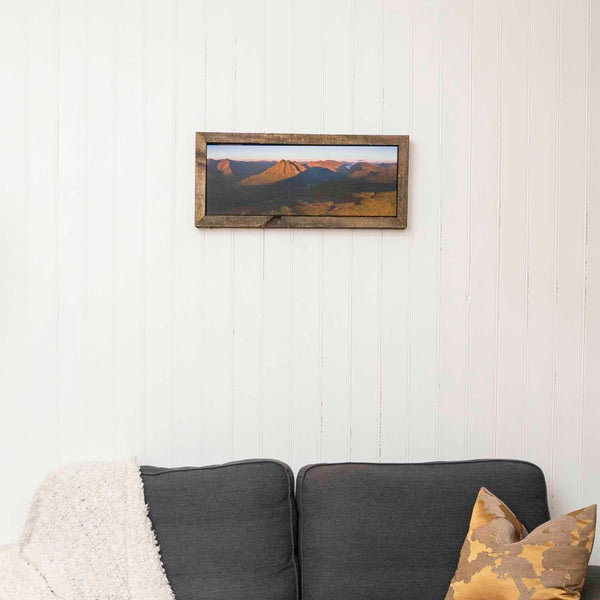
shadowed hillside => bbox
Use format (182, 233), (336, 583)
(206, 158), (397, 217)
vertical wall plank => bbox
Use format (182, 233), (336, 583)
(289, 0), (323, 470)
(230, 0), (263, 460)
(349, 230), (380, 461)
(0, 0), (28, 544)
(114, 0), (145, 459)
(57, 0), (87, 463)
(264, 0), (293, 134)
(437, 0), (470, 460)
(292, 0), (322, 133)
(348, 0), (384, 462)
(26, 0), (59, 496)
(261, 229), (292, 462)
(495, 0), (529, 458)
(466, 0), (500, 458)
(85, 0), (115, 460)
(171, 0), (205, 465)
(202, 0), (235, 463)
(231, 228), (262, 461)
(320, 0), (353, 462)
(289, 227), (322, 468)
(552, 0), (588, 517)
(524, 0), (558, 481)
(143, 0), (174, 466)
(261, 0), (293, 461)
(408, 0), (441, 462)
(379, 0), (411, 463)
(201, 229), (233, 463)
(205, 0), (234, 132)
(202, 231), (232, 464)
(582, 0), (599, 565)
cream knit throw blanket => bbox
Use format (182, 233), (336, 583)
(0, 460), (175, 600)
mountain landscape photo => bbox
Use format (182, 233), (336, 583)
(205, 144), (399, 217)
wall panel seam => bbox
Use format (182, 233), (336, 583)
(579, 0), (592, 506)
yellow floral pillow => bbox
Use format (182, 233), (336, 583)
(446, 487), (596, 600)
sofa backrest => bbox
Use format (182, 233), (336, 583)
(296, 459), (550, 600)
(142, 460), (299, 600)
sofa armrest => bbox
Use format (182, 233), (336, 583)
(583, 566), (600, 599)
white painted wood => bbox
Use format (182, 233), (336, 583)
(524, 0), (559, 486)
(379, 0), (411, 463)
(261, 231), (293, 461)
(320, 0), (353, 462)
(85, 0), (115, 460)
(261, 0), (294, 462)
(349, 231), (381, 461)
(289, 228), (322, 469)
(205, 0), (234, 133)
(466, 0), (500, 459)
(143, 0), (175, 466)
(292, 0), (322, 134)
(552, 0), (589, 518)
(322, 0), (353, 135)
(202, 0), (235, 464)
(1, 0), (599, 564)
(202, 230), (234, 463)
(437, 0), (470, 461)
(288, 0), (323, 470)
(349, 0), (383, 462)
(25, 0), (60, 498)
(56, 0), (88, 463)
(407, 0), (441, 462)
(264, 0), (293, 134)
(114, 0), (146, 460)
(231, 229), (263, 460)
(495, 0), (529, 459)
(0, 0), (28, 544)
(171, 0), (205, 466)
(582, 0), (599, 565)
(230, 0), (263, 460)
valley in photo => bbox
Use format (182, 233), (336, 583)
(205, 143), (398, 217)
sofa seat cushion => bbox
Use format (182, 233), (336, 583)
(296, 459), (550, 600)
(141, 460), (299, 600)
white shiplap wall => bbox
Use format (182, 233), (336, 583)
(1, 0), (599, 561)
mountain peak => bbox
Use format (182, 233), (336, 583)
(217, 158), (233, 176)
(239, 159), (306, 186)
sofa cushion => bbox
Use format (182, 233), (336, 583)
(296, 459), (550, 600)
(141, 459), (299, 600)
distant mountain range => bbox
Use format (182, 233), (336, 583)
(206, 157), (398, 216)
(208, 158), (396, 188)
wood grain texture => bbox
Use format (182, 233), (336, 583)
(195, 132), (408, 229)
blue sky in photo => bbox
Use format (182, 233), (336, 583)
(207, 143), (397, 163)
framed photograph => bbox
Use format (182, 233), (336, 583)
(195, 133), (408, 229)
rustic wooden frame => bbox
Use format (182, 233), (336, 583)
(195, 132), (409, 229)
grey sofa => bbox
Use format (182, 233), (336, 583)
(141, 459), (599, 600)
